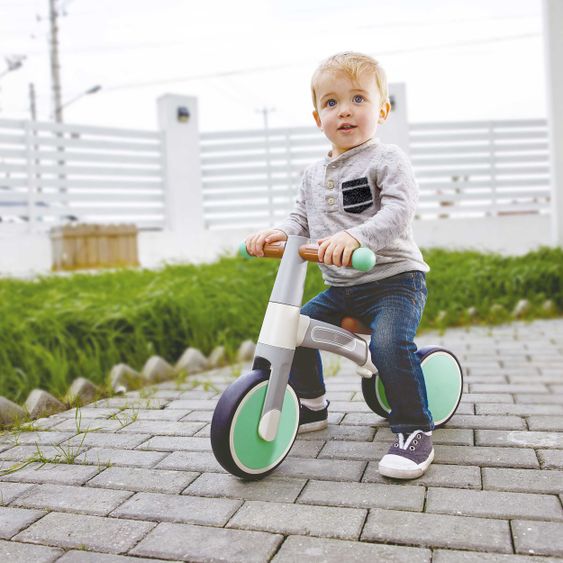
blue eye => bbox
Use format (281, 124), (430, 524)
(353, 95), (364, 103)
(326, 99), (337, 107)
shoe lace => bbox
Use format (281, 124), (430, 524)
(393, 430), (423, 451)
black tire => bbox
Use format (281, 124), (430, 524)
(361, 346), (464, 429)
(210, 369), (300, 479)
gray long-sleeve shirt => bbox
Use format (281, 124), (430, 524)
(276, 138), (430, 286)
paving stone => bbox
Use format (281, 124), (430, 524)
(88, 466), (199, 494)
(131, 521), (282, 563)
(0, 482), (35, 504)
(435, 445), (539, 468)
(362, 462), (482, 489)
(329, 401), (372, 413)
(116, 420), (206, 436)
(74, 447), (167, 468)
(180, 410), (213, 422)
(476, 404), (563, 415)
(453, 402), (475, 415)
(288, 439), (324, 458)
(155, 450), (226, 473)
(527, 416), (563, 431)
(111, 491), (242, 526)
(461, 393), (514, 403)
(55, 407), (121, 419)
(53, 418), (126, 432)
(63, 432), (150, 449)
(14, 511), (155, 554)
(476, 429), (563, 448)
(0, 506), (46, 538)
(340, 412), (386, 426)
(0, 462), (101, 485)
(375, 427), (474, 445)
(90, 397), (170, 409)
(0, 540), (62, 563)
(361, 507), (512, 552)
(1, 431), (75, 446)
(165, 399), (217, 410)
(227, 500), (366, 540)
(538, 449), (563, 469)
(57, 551), (175, 563)
(13, 483), (133, 516)
(184, 473), (306, 502)
(297, 424), (376, 442)
(274, 456), (366, 482)
(318, 440), (386, 461)
(470, 383), (550, 393)
(138, 435), (210, 452)
(426, 486), (563, 521)
(512, 520), (563, 557)
(298, 479), (425, 511)
(482, 467), (563, 494)
(123, 408), (186, 421)
(446, 414), (526, 430)
(272, 535), (431, 563)
(433, 549), (563, 563)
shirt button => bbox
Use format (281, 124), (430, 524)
(328, 197), (335, 205)
(327, 180), (334, 189)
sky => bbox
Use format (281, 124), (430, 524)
(0, 0), (546, 133)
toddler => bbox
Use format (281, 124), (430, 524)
(245, 52), (433, 479)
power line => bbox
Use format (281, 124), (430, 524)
(103, 32), (541, 93)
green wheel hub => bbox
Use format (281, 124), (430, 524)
(230, 381), (299, 475)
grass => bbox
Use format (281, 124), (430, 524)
(0, 246), (561, 406)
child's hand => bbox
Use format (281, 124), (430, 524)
(245, 229), (287, 257)
(317, 231), (361, 267)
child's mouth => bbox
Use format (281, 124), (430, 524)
(338, 124), (356, 131)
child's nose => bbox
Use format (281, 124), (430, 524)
(338, 104), (352, 117)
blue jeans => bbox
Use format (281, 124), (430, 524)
(289, 271), (434, 434)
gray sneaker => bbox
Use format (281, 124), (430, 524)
(378, 430), (434, 480)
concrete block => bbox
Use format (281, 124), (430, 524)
(237, 339), (256, 361)
(0, 506), (46, 539)
(0, 540), (62, 563)
(482, 467), (563, 494)
(24, 389), (66, 419)
(65, 378), (99, 407)
(175, 347), (208, 375)
(208, 345), (226, 367)
(109, 363), (142, 393)
(0, 396), (26, 427)
(141, 356), (174, 383)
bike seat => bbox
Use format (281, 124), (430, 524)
(340, 317), (371, 335)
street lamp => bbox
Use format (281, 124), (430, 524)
(0, 55), (26, 80)
(55, 84), (102, 115)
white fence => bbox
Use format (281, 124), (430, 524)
(201, 119), (550, 229)
(0, 118), (166, 230)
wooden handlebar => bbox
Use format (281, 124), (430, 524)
(262, 241), (321, 262)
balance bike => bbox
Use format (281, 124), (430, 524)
(210, 235), (463, 479)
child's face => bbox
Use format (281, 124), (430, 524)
(313, 70), (389, 157)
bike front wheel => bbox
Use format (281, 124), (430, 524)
(210, 369), (300, 479)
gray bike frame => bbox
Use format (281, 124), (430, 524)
(253, 235), (377, 442)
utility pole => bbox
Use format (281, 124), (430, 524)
(49, 0), (63, 123)
(29, 83), (37, 121)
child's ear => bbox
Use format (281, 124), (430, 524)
(378, 101), (391, 124)
(312, 110), (322, 130)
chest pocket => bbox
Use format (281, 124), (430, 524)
(341, 177), (373, 214)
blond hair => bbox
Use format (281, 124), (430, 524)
(311, 52), (389, 111)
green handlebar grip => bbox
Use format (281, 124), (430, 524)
(351, 247), (376, 272)
(239, 242), (252, 259)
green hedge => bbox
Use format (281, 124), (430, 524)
(1, 246), (561, 404)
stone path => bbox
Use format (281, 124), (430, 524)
(1, 319), (563, 562)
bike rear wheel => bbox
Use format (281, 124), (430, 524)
(362, 346), (463, 428)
